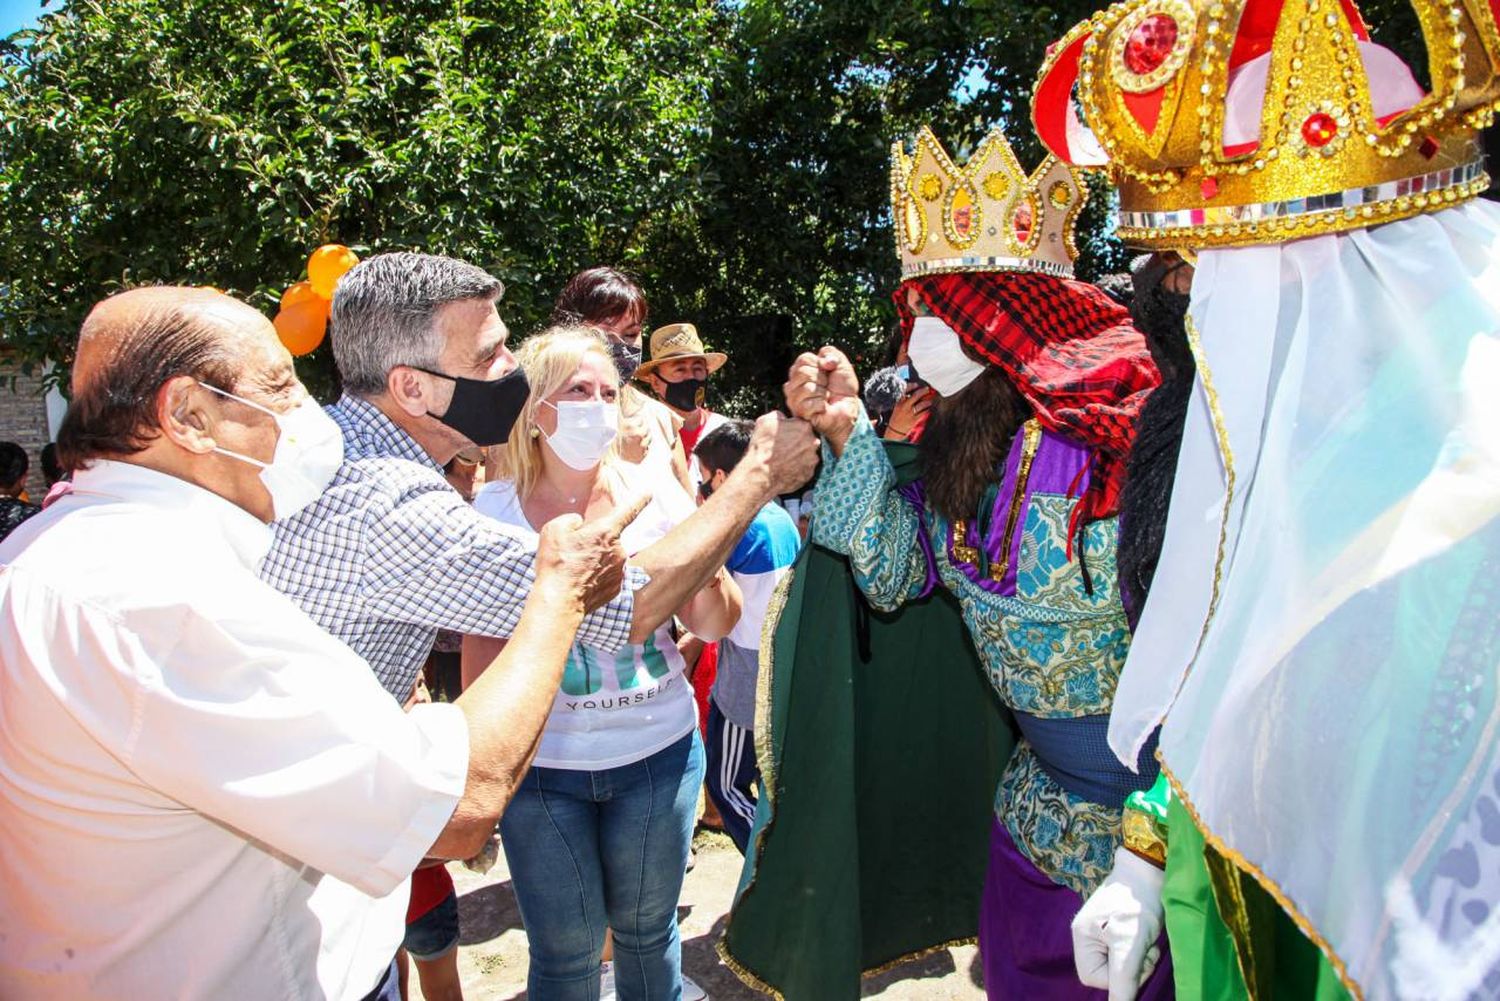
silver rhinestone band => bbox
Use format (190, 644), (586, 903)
(1118, 158), (1488, 232)
(902, 256), (1074, 279)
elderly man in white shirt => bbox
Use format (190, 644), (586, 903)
(0, 287), (636, 1001)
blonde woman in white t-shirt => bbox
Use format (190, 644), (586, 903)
(464, 326), (740, 1001)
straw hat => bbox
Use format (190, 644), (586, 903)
(634, 322), (727, 381)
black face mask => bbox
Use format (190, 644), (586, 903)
(661, 376), (707, 413)
(609, 340), (643, 381)
(416, 366), (530, 447)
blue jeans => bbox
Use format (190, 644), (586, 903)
(501, 730), (705, 1001)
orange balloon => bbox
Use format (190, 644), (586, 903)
(273, 297), (331, 356)
(280, 280), (321, 311)
(307, 244), (359, 299)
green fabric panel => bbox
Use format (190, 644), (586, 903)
(854, 593), (1011, 969)
(1164, 797), (1353, 1001)
(723, 441), (1013, 1000)
(1163, 795), (1251, 1001)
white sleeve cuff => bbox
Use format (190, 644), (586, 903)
(355, 702), (469, 897)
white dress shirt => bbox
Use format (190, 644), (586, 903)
(0, 460), (468, 1001)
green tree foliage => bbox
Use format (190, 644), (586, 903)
(653, 0), (1108, 413)
(0, 0), (1110, 409)
(2, 0), (1462, 412)
(0, 0), (727, 397)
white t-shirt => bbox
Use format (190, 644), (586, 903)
(620, 386), (683, 477)
(473, 466), (698, 769)
(0, 461), (468, 1001)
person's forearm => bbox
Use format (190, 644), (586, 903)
(824, 409), (858, 457)
(429, 583), (583, 858)
(677, 570), (743, 643)
(626, 464), (772, 644)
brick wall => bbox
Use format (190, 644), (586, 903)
(0, 356), (55, 501)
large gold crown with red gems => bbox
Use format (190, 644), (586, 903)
(890, 126), (1086, 278)
(1032, 0), (1500, 250)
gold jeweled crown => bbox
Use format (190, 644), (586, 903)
(890, 126), (1086, 279)
(1032, 0), (1500, 250)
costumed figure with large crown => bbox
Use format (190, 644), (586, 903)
(1031, 1), (1500, 999)
(720, 126), (1170, 1000)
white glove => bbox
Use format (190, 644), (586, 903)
(1071, 847), (1166, 1001)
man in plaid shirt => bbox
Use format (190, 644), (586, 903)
(262, 252), (818, 702)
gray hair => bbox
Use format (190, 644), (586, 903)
(331, 252), (505, 396)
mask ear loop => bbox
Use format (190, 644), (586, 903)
(194, 381), (276, 468)
(209, 445), (273, 470)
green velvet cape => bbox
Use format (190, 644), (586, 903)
(721, 441), (1015, 999)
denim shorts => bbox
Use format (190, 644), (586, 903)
(403, 889), (459, 961)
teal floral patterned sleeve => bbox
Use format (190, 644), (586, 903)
(809, 413), (930, 613)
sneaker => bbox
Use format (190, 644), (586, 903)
(682, 972), (708, 1000)
(599, 960), (616, 1001)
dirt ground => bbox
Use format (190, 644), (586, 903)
(413, 827), (987, 1000)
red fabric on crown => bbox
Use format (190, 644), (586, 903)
(895, 271), (1159, 532)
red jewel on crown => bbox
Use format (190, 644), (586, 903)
(1301, 112), (1339, 148)
(1123, 14), (1179, 77)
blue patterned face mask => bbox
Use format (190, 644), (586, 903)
(608, 339), (643, 381)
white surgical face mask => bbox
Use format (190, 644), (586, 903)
(906, 316), (987, 398)
(199, 383), (345, 521)
(541, 400), (619, 471)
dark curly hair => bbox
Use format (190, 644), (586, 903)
(0, 442), (28, 493)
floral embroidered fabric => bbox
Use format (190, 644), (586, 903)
(811, 412), (1133, 895)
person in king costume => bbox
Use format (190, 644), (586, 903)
(721, 125), (1173, 1000)
(1030, 1), (1500, 998)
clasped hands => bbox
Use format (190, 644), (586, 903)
(784, 347), (863, 454)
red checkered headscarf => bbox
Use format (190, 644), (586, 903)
(896, 270), (1159, 531)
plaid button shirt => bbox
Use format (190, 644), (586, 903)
(260, 394), (642, 700)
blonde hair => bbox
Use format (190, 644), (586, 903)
(489, 325), (620, 501)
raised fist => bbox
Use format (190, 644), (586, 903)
(744, 411), (820, 496)
(784, 347), (861, 447)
